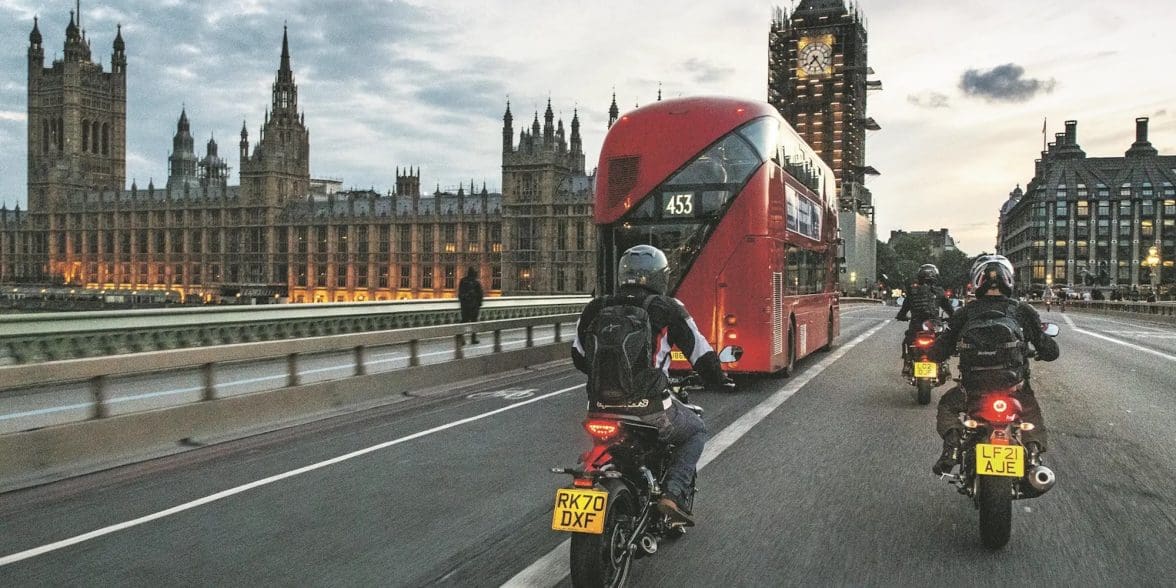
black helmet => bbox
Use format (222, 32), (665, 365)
(617, 245), (669, 295)
(970, 254), (1014, 295)
(916, 264), (939, 284)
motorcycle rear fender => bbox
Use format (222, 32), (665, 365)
(580, 444), (614, 473)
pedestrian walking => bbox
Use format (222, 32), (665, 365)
(458, 267), (484, 344)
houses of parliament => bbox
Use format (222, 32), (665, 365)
(0, 8), (596, 304)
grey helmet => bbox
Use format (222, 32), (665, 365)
(617, 245), (670, 295)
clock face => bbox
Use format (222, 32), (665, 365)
(797, 36), (833, 77)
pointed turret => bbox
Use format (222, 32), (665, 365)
(272, 25), (298, 117)
(112, 23), (126, 73)
(28, 16), (44, 67)
(502, 100), (514, 153)
(29, 16), (42, 46)
(570, 108), (582, 155)
(543, 98), (555, 145)
(608, 92), (619, 129)
(531, 111), (541, 137)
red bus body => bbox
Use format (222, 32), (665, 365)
(594, 96), (840, 374)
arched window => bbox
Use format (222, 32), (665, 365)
(82, 119), (89, 153)
(92, 121), (101, 153)
(42, 119), (49, 154)
(56, 118), (64, 152)
(102, 123), (109, 155)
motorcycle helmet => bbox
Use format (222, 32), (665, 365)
(617, 245), (669, 295)
(970, 254), (1014, 295)
(916, 264), (939, 284)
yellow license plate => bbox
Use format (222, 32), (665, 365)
(671, 350), (686, 363)
(975, 443), (1024, 478)
(551, 488), (608, 534)
(913, 361), (938, 379)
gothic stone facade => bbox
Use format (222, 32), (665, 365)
(2, 10), (596, 302)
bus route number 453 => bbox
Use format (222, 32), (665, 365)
(664, 193), (694, 216)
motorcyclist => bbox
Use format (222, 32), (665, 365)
(571, 245), (733, 526)
(895, 264), (955, 374)
(927, 254), (1060, 476)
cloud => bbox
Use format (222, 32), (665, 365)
(681, 58), (734, 85)
(906, 91), (951, 109)
(1155, 109), (1168, 118)
(0, 111), (27, 122)
(959, 63), (1056, 103)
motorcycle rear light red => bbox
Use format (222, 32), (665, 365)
(573, 478), (595, 488)
(975, 393), (1023, 423)
(584, 419), (620, 441)
(914, 336), (934, 348)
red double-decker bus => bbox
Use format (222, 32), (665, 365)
(594, 96), (840, 375)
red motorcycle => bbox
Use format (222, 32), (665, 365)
(904, 319), (950, 405)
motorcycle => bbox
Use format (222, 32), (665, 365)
(904, 319), (950, 405)
(551, 374), (707, 587)
(939, 322), (1061, 549)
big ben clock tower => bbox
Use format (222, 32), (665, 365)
(768, 0), (881, 293)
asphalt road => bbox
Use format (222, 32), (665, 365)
(1, 304), (1172, 586)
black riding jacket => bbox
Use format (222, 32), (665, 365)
(896, 283), (955, 322)
(929, 295), (1059, 378)
(571, 285), (726, 415)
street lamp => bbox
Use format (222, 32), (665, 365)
(1144, 244), (1161, 297)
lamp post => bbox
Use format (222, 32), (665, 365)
(1144, 244), (1161, 297)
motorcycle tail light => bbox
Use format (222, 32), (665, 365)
(572, 478), (595, 488)
(584, 419), (620, 441)
(975, 393), (1023, 423)
(914, 336), (935, 348)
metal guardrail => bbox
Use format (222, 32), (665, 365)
(0, 313), (577, 420)
(0, 296), (589, 364)
(1028, 299), (1176, 319)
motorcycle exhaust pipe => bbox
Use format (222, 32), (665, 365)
(1027, 465), (1056, 494)
(639, 534), (658, 555)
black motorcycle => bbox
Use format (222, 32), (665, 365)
(904, 319), (951, 405)
(939, 323), (1060, 549)
(551, 375), (706, 587)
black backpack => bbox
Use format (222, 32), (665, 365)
(909, 284), (939, 317)
(956, 300), (1026, 390)
(584, 296), (667, 405)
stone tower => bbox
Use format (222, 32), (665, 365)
(501, 99), (590, 294)
(768, 0), (880, 292)
(26, 9), (127, 213)
(167, 108), (199, 191)
(239, 26), (310, 208)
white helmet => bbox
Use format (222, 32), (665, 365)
(970, 254), (1015, 295)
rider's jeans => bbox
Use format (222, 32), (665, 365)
(642, 396), (707, 505)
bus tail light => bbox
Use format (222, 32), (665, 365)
(725, 329), (738, 342)
(724, 314), (737, 327)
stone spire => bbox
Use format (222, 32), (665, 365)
(608, 92), (619, 129)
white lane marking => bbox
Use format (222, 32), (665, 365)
(0, 383), (585, 568)
(502, 320), (889, 588)
(1063, 314), (1076, 329)
(1071, 326), (1176, 363)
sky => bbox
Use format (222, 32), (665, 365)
(0, 0), (1173, 254)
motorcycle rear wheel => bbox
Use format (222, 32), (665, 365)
(977, 476), (1013, 549)
(916, 379), (932, 405)
(570, 481), (637, 588)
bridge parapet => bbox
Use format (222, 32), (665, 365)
(0, 296), (589, 365)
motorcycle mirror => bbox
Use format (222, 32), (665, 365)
(718, 345), (744, 363)
(1041, 323), (1060, 337)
